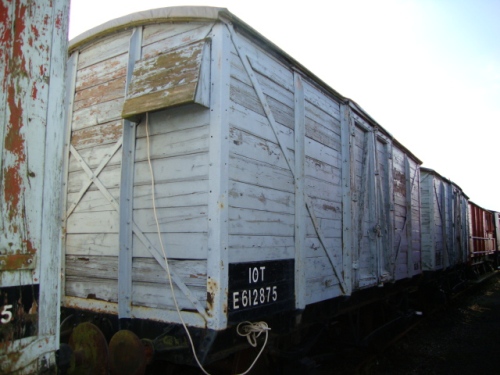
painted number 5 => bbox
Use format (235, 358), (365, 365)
(1, 305), (13, 324)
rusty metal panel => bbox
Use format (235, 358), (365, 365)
(468, 201), (496, 258)
(0, 0), (69, 373)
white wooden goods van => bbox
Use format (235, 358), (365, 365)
(63, 6), (422, 338)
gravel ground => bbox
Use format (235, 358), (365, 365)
(367, 274), (500, 375)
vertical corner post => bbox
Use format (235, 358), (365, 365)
(118, 27), (142, 319)
(39, 0), (71, 341)
(404, 156), (414, 277)
(294, 71), (306, 309)
(340, 102), (353, 295)
(206, 22), (230, 330)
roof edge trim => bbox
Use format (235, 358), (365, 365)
(69, 6), (227, 53)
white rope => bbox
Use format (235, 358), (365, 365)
(237, 321), (271, 347)
(144, 112), (270, 375)
(235, 321), (271, 375)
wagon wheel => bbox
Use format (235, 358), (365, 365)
(68, 322), (109, 375)
(109, 329), (149, 375)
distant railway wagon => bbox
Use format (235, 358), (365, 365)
(468, 201), (498, 275)
(494, 211), (500, 252)
(61, 6), (424, 369)
(420, 168), (469, 272)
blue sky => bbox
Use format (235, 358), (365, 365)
(69, 0), (500, 211)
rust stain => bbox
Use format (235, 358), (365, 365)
(323, 204), (339, 212)
(206, 277), (218, 312)
(0, 253), (34, 270)
(393, 169), (407, 196)
(23, 239), (36, 254)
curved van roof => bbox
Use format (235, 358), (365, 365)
(69, 6), (421, 164)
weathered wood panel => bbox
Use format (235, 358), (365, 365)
(132, 232), (208, 260)
(123, 41), (210, 120)
(77, 31), (132, 69)
(135, 125), (210, 162)
(67, 143), (122, 172)
(135, 103), (210, 137)
(229, 208), (294, 237)
(66, 233), (118, 256)
(142, 23), (214, 58)
(65, 256), (207, 310)
(230, 77), (294, 129)
(134, 153), (209, 186)
(229, 102), (294, 150)
(75, 53), (128, 91)
(239, 39), (294, 92)
(67, 163), (121, 193)
(74, 76), (126, 112)
(134, 206), (208, 234)
(65, 277), (118, 302)
(0, 0), (69, 370)
(303, 79), (341, 122)
(66, 210), (120, 234)
(67, 188), (119, 214)
(229, 127), (290, 170)
(228, 235), (295, 263)
(229, 181), (294, 214)
(306, 277), (342, 304)
(134, 181), (208, 209)
(72, 98), (124, 131)
(229, 154), (294, 193)
(71, 120), (123, 150)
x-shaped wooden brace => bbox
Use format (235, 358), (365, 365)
(66, 139), (209, 319)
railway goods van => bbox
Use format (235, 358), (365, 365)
(420, 168), (469, 272)
(61, 7), (424, 366)
(468, 201), (498, 276)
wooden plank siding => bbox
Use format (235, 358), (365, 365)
(64, 22), (215, 314)
(227, 27), (345, 304)
(0, 0), (70, 372)
(420, 168), (469, 271)
(391, 147), (422, 280)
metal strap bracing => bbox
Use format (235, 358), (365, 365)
(434, 183), (451, 266)
(224, 21), (347, 294)
(391, 160), (419, 276)
(355, 124), (373, 283)
(371, 128), (390, 281)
